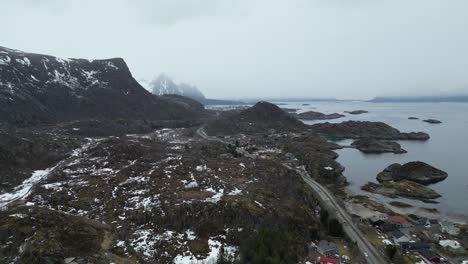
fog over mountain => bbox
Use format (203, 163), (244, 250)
(2, 0), (468, 99)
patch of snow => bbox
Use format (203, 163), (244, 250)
(0, 169), (52, 209)
(254, 200), (265, 209)
(196, 165), (207, 172)
(0, 55), (11, 65)
(174, 239), (237, 264)
(205, 188), (224, 203)
(16, 57), (31, 66)
(30, 75), (39, 82)
(324, 166), (333, 171)
(382, 239), (393, 245)
(104, 61), (119, 70)
(227, 188), (242, 196)
(185, 230), (196, 240)
(9, 213), (27, 219)
(239, 163), (245, 168)
(131, 229), (158, 258)
(42, 182), (64, 191)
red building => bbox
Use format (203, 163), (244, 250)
(318, 256), (339, 264)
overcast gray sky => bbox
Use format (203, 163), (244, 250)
(2, 0), (468, 99)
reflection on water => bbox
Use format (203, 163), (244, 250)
(281, 101), (468, 223)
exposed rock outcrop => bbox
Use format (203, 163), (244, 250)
(362, 181), (441, 202)
(377, 161), (448, 185)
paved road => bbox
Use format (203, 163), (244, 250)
(283, 164), (388, 264)
(196, 128), (388, 264)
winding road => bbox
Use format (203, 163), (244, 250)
(196, 128), (388, 264)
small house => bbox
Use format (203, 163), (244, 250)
(440, 221), (460, 235)
(439, 239), (465, 255)
(387, 230), (410, 244)
(378, 223), (398, 233)
(317, 256), (339, 264)
(419, 249), (441, 263)
(387, 215), (412, 228)
(400, 241), (430, 252)
(368, 216), (385, 227)
(317, 240), (338, 257)
(425, 219), (439, 228)
(408, 214), (427, 226)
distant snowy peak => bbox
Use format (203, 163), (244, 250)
(150, 74), (205, 100)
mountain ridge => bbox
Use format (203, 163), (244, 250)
(0, 46), (206, 126)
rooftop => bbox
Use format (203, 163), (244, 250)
(388, 215), (410, 225)
(439, 239), (461, 249)
(318, 240), (337, 251)
(318, 256), (339, 264)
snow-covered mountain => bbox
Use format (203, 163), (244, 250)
(150, 74), (206, 101)
(0, 46), (205, 126)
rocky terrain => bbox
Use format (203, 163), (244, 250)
(0, 46), (207, 126)
(206, 102), (306, 135)
(362, 181), (441, 202)
(310, 121), (430, 140)
(351, 138), (407, 154)
(0, 124), (353, 263)
(292, 111), (344, 120)
(377, 161), (448, 185)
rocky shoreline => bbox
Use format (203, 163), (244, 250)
(362, 181), (441, 202)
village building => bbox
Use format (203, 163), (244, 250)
(408, 214), (427, 226)
(419, 248), (441, 263)
(317, 240), (338, 257)
(378, 222), (398, 233)
(387, 230), (411, 244)
(439, 239), (465, 255)
(317, 256), (339, 264)
(387, 215), (412, 228)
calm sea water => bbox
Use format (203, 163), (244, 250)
(279, 101), (468, 223)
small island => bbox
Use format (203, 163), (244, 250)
(344, 110), (368, 115)
(377, 161), (448, 185)
(408, 117), (419, 120)
(293, 111), (345, 120)
(351, 138), (407, 154)
(423, 119), (442, 124)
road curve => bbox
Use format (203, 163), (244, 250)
(196, 128), (387, 264)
